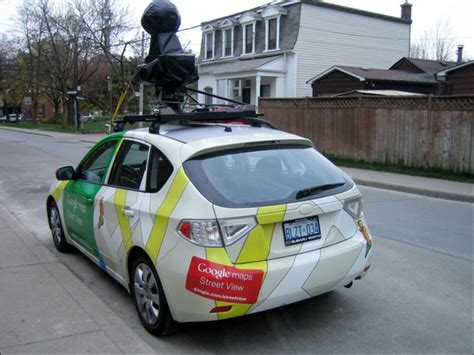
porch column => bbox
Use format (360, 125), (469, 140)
(225, 79), (230, 101)
(255, 75), (261, 108)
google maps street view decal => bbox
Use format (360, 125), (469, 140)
(185, 257), (264, 304)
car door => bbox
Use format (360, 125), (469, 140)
(93, 139), (154, 278)
(63, 139), (119, 262)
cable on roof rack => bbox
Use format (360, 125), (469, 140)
(113, 105), (278, 134)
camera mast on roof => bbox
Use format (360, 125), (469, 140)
(112, 0), (271, 135)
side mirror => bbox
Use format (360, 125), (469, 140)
(56, 166), (75, 181)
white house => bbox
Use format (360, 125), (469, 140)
(197, 0), (412, 107)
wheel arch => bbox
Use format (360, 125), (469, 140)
(127, 246), (152, 292)
(46, 195), (56, 229)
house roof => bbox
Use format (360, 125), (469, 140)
(307, 66), (437, 84)
(390, 57), (457, 73)
(201, 0), (409, 26)
(301, 0), (411, 24)
(199, 55), (282, 75)
(437, 60), (474, 76)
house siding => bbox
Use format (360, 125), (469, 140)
(294, 3), (410, 97)
(312, 71), (362, 96)
(445, 65), (474, 95)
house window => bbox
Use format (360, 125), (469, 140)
(232, 80), (241, 99)
(205, 32), (214, 60)
(265, 17), (281, 51)
(204, 87), (213, 106)
(262, 5), (286, 51)
(268, 18), (277, 50)
(223, 28), (233, 57)
(243, 23), (255, 54)
(260, 85), (271, 98)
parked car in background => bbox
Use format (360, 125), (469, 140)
(80, 114), (95, 122)
(0, 114), (22, 122)
(8, 113), (22, 122)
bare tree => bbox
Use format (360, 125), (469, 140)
(16, 0), (106, 125)
(13, 0), (141, 123)
(74, 0), (141, 113)
(411, 19), (456, 61)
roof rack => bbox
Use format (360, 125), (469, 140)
(113, 88), (279, 135)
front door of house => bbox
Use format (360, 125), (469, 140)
(242, 88), (251, 104)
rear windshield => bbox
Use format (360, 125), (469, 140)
(183, 145), (352, 208)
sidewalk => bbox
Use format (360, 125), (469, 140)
(0, 125), (106, 144)
(342, 167), (473, 203)
(0, 205), (154, 353)
(1, 125), (472, 203)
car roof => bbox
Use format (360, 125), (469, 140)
(122, 123), (313, 161)
(161, 123), (300, 142)
(125, 123), (308, 144)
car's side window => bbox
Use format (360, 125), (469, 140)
(147, 147), (174, 193)
(109, 141), (150, 190)
(77, 140), (118, 184)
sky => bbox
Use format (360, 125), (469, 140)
(0, 0), (473, 60)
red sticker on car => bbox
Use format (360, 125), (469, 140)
(185, 256), (264, 304)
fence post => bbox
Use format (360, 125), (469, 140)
(357, 95), (364, 160)
(427, 95), (432, 119)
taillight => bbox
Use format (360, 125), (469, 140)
(343, 196), (362, 219)
(219, 217), (257, 246)
(178, 220), (222, 247)
(178, 217), (257, 247)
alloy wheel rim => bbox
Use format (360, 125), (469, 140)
(134, 263), (160, 325)
(50, 208), (62, 245)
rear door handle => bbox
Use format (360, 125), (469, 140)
(122, 207), (135, 218)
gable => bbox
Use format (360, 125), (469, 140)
(261, 4), (288, 18)
(390, 58), (424, 73)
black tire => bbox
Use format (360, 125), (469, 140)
(48, 201), (71, 252)
(130, 255), (178, 336)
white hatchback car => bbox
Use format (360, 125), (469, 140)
(47, 116), (373, 335)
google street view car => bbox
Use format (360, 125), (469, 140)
(46, 0), (372, 336)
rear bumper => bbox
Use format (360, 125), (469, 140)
(158, 230), (371, 323)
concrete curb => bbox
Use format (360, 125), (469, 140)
(354, 178), (473, 203)
(0, 126), (53, 137)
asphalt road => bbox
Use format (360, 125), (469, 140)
(0, 128), (472, 353)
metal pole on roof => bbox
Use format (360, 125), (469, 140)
(139, 31), (145, 128)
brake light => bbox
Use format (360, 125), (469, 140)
(178, 220), (222, 247)
(178, 217), (257, 247)
(178, 222), (191, 239)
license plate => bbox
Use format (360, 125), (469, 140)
(283, 216), (321, 246)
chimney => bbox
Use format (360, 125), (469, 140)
(401, 1), (412, 21)
(457, 45), (464, 65)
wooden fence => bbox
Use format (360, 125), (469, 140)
(259, 96), (474, 174)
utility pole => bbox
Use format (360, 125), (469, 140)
(67, 88), (78, 131)
(139, 31), (145, 128)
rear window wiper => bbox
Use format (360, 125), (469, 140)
(296, 183), (345, 200)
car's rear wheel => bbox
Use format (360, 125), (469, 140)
(48, 202), (71, 252)
(131, 255), (177, 336)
